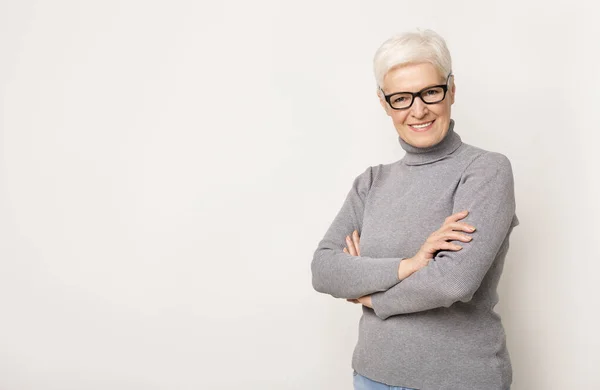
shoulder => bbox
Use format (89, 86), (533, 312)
(350, 165), (375, 196)
(458, 143), (514, 173)
(457, 143), (515, 184)
(352, 161), (395, 194)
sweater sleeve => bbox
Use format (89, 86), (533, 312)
(370, 153), (519, 319)
(311, 166), (403, 299)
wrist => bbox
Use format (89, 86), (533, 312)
(397, 257), (414, 281)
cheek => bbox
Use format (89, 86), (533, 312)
(438, 102), (452, 116)
(427, 106), (448, 121)
(391, 112), (409, 125)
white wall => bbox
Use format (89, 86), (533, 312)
(1, 1), (598, 389)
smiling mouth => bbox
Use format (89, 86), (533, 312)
(409, 120), (434, 130)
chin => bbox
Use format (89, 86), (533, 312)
(402, 123), (448, 147)
(400, 131), (440, 148)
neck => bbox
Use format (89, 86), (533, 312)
(398, 119), (462, 166)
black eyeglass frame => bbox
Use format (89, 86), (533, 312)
(380, 72), (453, 110)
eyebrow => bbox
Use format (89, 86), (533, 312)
(384, 82), (444, 95)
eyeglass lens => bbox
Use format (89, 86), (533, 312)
(389, 86), (445, 109)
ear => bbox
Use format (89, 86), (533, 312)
(450, 78), (456, 105)
(378, 89), (392, 116)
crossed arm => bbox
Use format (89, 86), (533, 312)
(310, 166), (405, 299)
(311, 154), (519, 319)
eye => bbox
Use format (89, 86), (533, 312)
(393, 96), (407, 104)
(425, 89), (441, 96)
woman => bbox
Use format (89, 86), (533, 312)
(311, 29), (519, 390)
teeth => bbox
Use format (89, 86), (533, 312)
(411, 121), (432, 129)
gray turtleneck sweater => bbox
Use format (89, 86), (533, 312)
(311, 120), (519, 390)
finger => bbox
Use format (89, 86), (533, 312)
(444, 210), (469, 224)
(352, 230), (361, 256)
(343, 247), (348, 253)
(434, 241), (463, 251)
(346, 235), (358, 256)
(444, 222), (476, 233)
(442, 232), (473, 243)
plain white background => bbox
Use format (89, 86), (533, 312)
(1, 1), (599, 389)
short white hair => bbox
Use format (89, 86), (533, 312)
(373, 29), (452, 91)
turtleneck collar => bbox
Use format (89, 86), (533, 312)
(398, 119), (462, 166)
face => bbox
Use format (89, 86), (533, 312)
(379, 62), (455, 148)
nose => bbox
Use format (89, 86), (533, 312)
(410, 96), (428, 118)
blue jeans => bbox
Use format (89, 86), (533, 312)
(353, 370), (417, 390)
(353, 370), (511, 390)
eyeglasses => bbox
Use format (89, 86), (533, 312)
(380, 73), (453, 110)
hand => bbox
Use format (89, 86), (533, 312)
(343, 230), (372, 307)
(343, 229), (361, 256)
(346, 296), (372, 308)
(401, 210), (476, 278)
